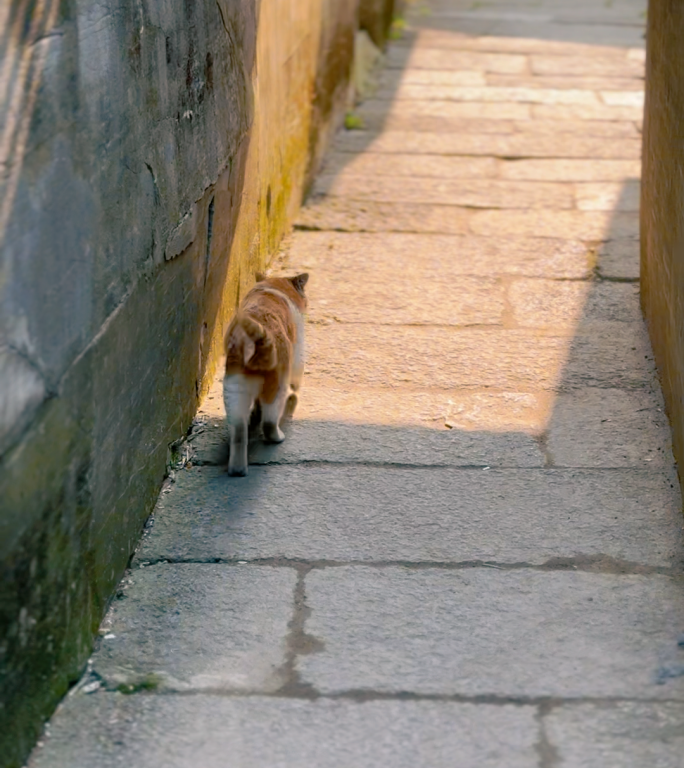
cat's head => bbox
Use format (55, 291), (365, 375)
(255, 272), (309, 309)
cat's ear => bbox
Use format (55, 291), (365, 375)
(289, 272), (309, 296)
(254, 271), (267, 283)
(243, 337), (256, 365)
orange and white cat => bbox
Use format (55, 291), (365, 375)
(223, 273), (308, 476)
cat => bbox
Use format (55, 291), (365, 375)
(223, 272), (308, 476)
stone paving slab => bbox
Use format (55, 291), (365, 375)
(29, 695), (540, 768)
(304, 324), (655, 391)
(190, 417), (544, 469)
(597, 237), (640, 280)
(499, 158), (640, 181)
(545, 703), (684, 768)
(194, 380), (671, 469)
(393, 30), (642, 57)
(548, 388), (673, 468)
(321, 152), (500, 179)
(532, 102), (643, 121)
(508, 281), (642, 328)
(295, 197), (471, 235)
(376, 84), (606, 105)
(530, 54), (644, 78)
(469, 208), (638, 239)
(576, 180), (641, 211)
(385, 47), (530, 73)
(92, 564), (295, 692)
(306, 273), (505, 326)
(196, 381), (551, 435)
(309, 276), (641, 330)
(359, 98), (534, 121)
(288, 231), (594, 279)
(351, 108), (640, 136)
(486, 75), (644, 91)
(136, 466), (682, 568)
(401, 23), (644, 49)
(381, 69), (488, 87)
(312, 175), (575, 209)
(300, 568), (684, 699)
(334, 130), (642, 159)
(381, 69), (644, 94)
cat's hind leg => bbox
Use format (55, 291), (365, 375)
(223, 373), (262, 476)
(261, 379), (291, 444)
(283, 391), (298, 420)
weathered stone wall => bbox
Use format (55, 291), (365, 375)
(0, 0), (384, 764)
(359, 0), (395, 48)
(641, 0), (684, 486)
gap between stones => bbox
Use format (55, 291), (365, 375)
(187, 461), (671, 472)
(135, 555), (682, 577)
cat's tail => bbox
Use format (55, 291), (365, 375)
(228, 314), (277, 370)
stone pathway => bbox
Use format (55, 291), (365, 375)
(30, 1), (684, 766)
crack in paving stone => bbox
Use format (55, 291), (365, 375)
(535, 702), (561, 768)
(536, 431), (556, 467)
(274, 565), (325, 699)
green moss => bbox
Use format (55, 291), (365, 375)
(388, 16), (406, 40)
(116, 674), (162, 694)
(344, 112), (365, 130)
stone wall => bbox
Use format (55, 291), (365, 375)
(641, 1), (684, 486)
(0, 0), (385, 764)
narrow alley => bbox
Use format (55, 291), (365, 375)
(30, 0), (684, 765)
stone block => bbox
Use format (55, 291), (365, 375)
(321, 152), (499, 179)
(307, 272), (506, 325)
(509, 280), (642, 329)
(597, 237), (640, 280)
(500, 159), (640, 182)
(377, 84), (603, 104)
(352, 109), (520, 133)
(358, 98), (533, 121)
(545, 703), (684, 768)
(292, 387), (549, 435)
(575, 181), (641, 211)
(313, 175), (574, 209)
(400, 30), (634, 57)
(295, 198), (471, 234)
(136, 465), (683, 567)
(509, 119), (639, 137)
(386, 47), (529, 74)
(314, 175), (576, 210)
(488, 22), (644, 48)
(189, 412), (544, 470)
(381, 69), (487, 87)
(334, 130), (642, 159)
(300, 568), (684, 698)
(351, 111), (638, 137)
(530, 54), (645, 78)
(29, 695), (540, 768)
(602, 90), (645, 107)
(303, 324), (655, 391)
(92, 564), (295, 692)
(487, 74), (644, 91)
(547, 388), (673, 468)
(469, 209), (638, 239)
(287, 231), (594, 279)
(532, 103), (643, 121)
